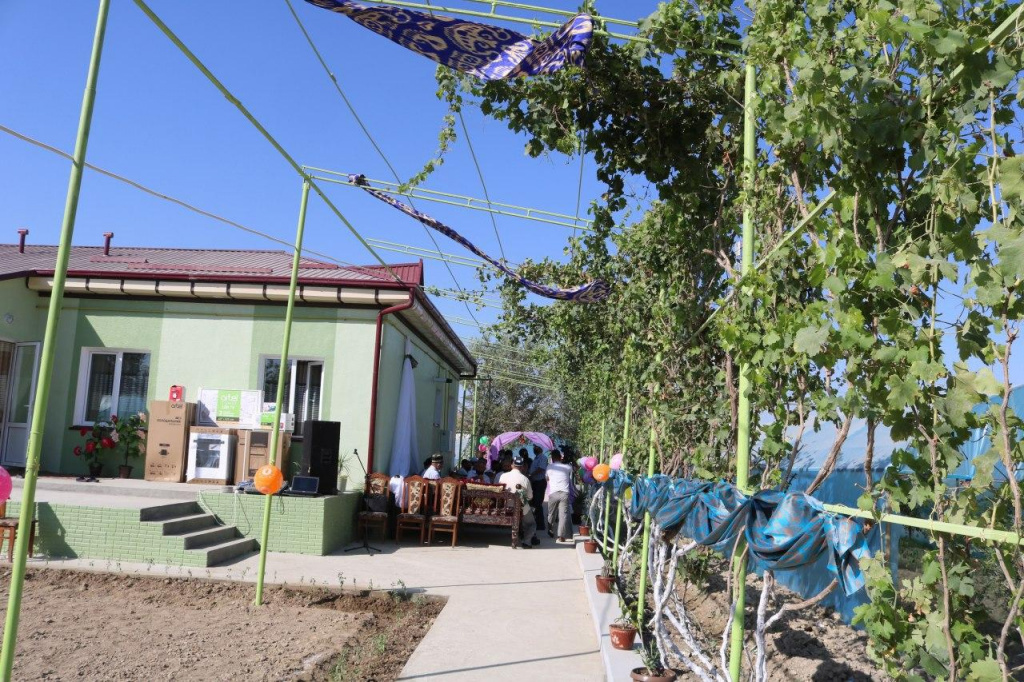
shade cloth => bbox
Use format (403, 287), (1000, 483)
(351, 175), (611, 302)
(388, 338), (419, 477)
(607, 471), (870, 596)
(304, 0), (593, 80)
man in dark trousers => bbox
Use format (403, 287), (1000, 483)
(528, 444), (548, 531)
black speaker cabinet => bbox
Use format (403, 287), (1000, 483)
(301, 420), (340, 495)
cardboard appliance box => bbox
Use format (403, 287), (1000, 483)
(144, 401), (196, 483)
(186, 426), (237, 485)
(234, 429), (291, 484)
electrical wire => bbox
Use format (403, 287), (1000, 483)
(282, 0), (483, 325)
(457, 109), (507, 261)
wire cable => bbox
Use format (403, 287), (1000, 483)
(282, 0), (483, 325)
(457, 109), (507, 261)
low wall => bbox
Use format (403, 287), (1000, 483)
(199, 491), (360, 555)
(7, 501), (208, 567)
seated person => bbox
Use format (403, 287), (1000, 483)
(453, 458), (471, 478)
(422, 453), (443, 480)
(466, 457), (494, 483)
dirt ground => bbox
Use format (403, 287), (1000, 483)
(667, 555), (881, 681)
(0, 568), (444, 681)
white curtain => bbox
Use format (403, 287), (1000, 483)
(388, 338), (419, 477)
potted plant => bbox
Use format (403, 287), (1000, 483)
(631, 640), (676, 681)
(73, 423), (114, 481)
(596, 560), (616, 593)
(583, 536), (599, 553)
(110, 413), (147, 478)
(609, 614), (638, 650)
(579, 512), (591, 537)
(336, 449), (353, 492)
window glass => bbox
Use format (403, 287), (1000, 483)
(117, 352), (150, 418)
(261, 358), (322, 438)
(84, 353), (117, 423)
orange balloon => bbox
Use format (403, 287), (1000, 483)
(254, 464), (284, 495)
(593, 463), (611, 483)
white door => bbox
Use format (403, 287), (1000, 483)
(1, 342), (40, 468)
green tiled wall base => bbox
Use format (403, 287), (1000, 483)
(8, 501), (208, 567)
(198, 492), (359, 555)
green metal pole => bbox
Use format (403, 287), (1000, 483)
(612, 392), (631, 567)
(470, 381), (478, 447)
(729, 60), (757, 682)
(636, 400), (660, 626)
(254, 178), (310, 606)
(598, 418), (608, 549)
(0, 2), (110, 677)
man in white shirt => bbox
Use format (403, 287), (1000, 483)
(422, 453), (443, 480)
(499, 454), (538, 547)
(545, 449), (573, 542)
(466, 457), (493, 483)
(528, 445), (549, 531)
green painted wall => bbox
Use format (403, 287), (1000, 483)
(1, 282), (464, 490)
(200, 491), (359, 554)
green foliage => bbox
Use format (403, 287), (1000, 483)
(447, 0), (1024, 676)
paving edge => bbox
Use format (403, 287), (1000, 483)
(576, 539), (644, 682)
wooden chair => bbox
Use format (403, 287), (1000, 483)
(356, 473), (392, 541)
(428, 477), (462, 547)
(396, 475), (430, 544)
(0, 502), (36, 562)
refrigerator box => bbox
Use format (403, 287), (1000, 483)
(144, 401), (196, 483)
(234, 429), (291, 484)
(186, 426), (236, 484)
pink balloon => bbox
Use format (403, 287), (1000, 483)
(610, 453), (624, 471)
(582, 470), (595, 485)
(583, 456), (597, 471)
(0, 467), (12, 503)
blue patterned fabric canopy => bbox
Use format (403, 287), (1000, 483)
(609, 471), (870, 596)
(304, 0), (593, 80)
(351, 175), (611, 302)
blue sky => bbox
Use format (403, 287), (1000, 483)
(0, 0), (647, 340)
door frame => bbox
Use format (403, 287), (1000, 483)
(1, 341), (41, 467)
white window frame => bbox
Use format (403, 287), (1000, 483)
(74, 347), (151, 426)
(258, 355), (325, 439)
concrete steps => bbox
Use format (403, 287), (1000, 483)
(140, 502), (257, 567)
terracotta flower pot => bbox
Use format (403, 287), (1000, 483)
(578, 525), (591, 537)
(595, 574), (615, 593)
(630, 667), (677, 682)
(609, 622), (638, 650)
(118, 465), (133, 479)
(583, 539), (599, 554)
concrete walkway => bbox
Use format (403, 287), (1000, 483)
(36, 526), (603, 681)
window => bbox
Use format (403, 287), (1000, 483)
(75, 349), (151, 424)
(260, 357), (323, 438)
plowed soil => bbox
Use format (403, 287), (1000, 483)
(0, 568), (443, 681)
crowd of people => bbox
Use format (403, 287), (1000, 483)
(417, 442), (582, 549)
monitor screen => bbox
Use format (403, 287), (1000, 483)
(291, 475), (319, 494)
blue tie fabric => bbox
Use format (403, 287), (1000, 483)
(304, 0), (593, 80)
(604, 470), (870, 596)
(352, 175), (611, 302)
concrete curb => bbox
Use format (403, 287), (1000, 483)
(576, 540), (643, 682)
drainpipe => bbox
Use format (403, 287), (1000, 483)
(366, 288), (415, 473)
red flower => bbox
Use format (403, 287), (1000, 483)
(100, 437), (115, 450)
(110, 415), (118, 424)
(79, 427), (89, 437)
(85, 441), (96, 454)
(73, 446), (82, 457)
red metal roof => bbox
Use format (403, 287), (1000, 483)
(0, 244), (423, 288)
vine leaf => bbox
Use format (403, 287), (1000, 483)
(793, 323), (829, 355)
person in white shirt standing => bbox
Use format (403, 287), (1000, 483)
(545, 449), (573, 542)
(528, 444), (549, 531)
(499, 454), (539, 548)
(422, 453), (443, 480)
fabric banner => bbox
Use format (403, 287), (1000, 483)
(304, 0), (593, 80)
(351, 175), (611, 302)
(607, 471), (870, 596)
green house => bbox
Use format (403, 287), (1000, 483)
(0, 231), (476, 482)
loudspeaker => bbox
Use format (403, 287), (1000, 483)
(301, 420), (340, 495)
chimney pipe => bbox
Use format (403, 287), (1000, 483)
(102, 232), (113, 256)
(17, 229), (28, 254)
